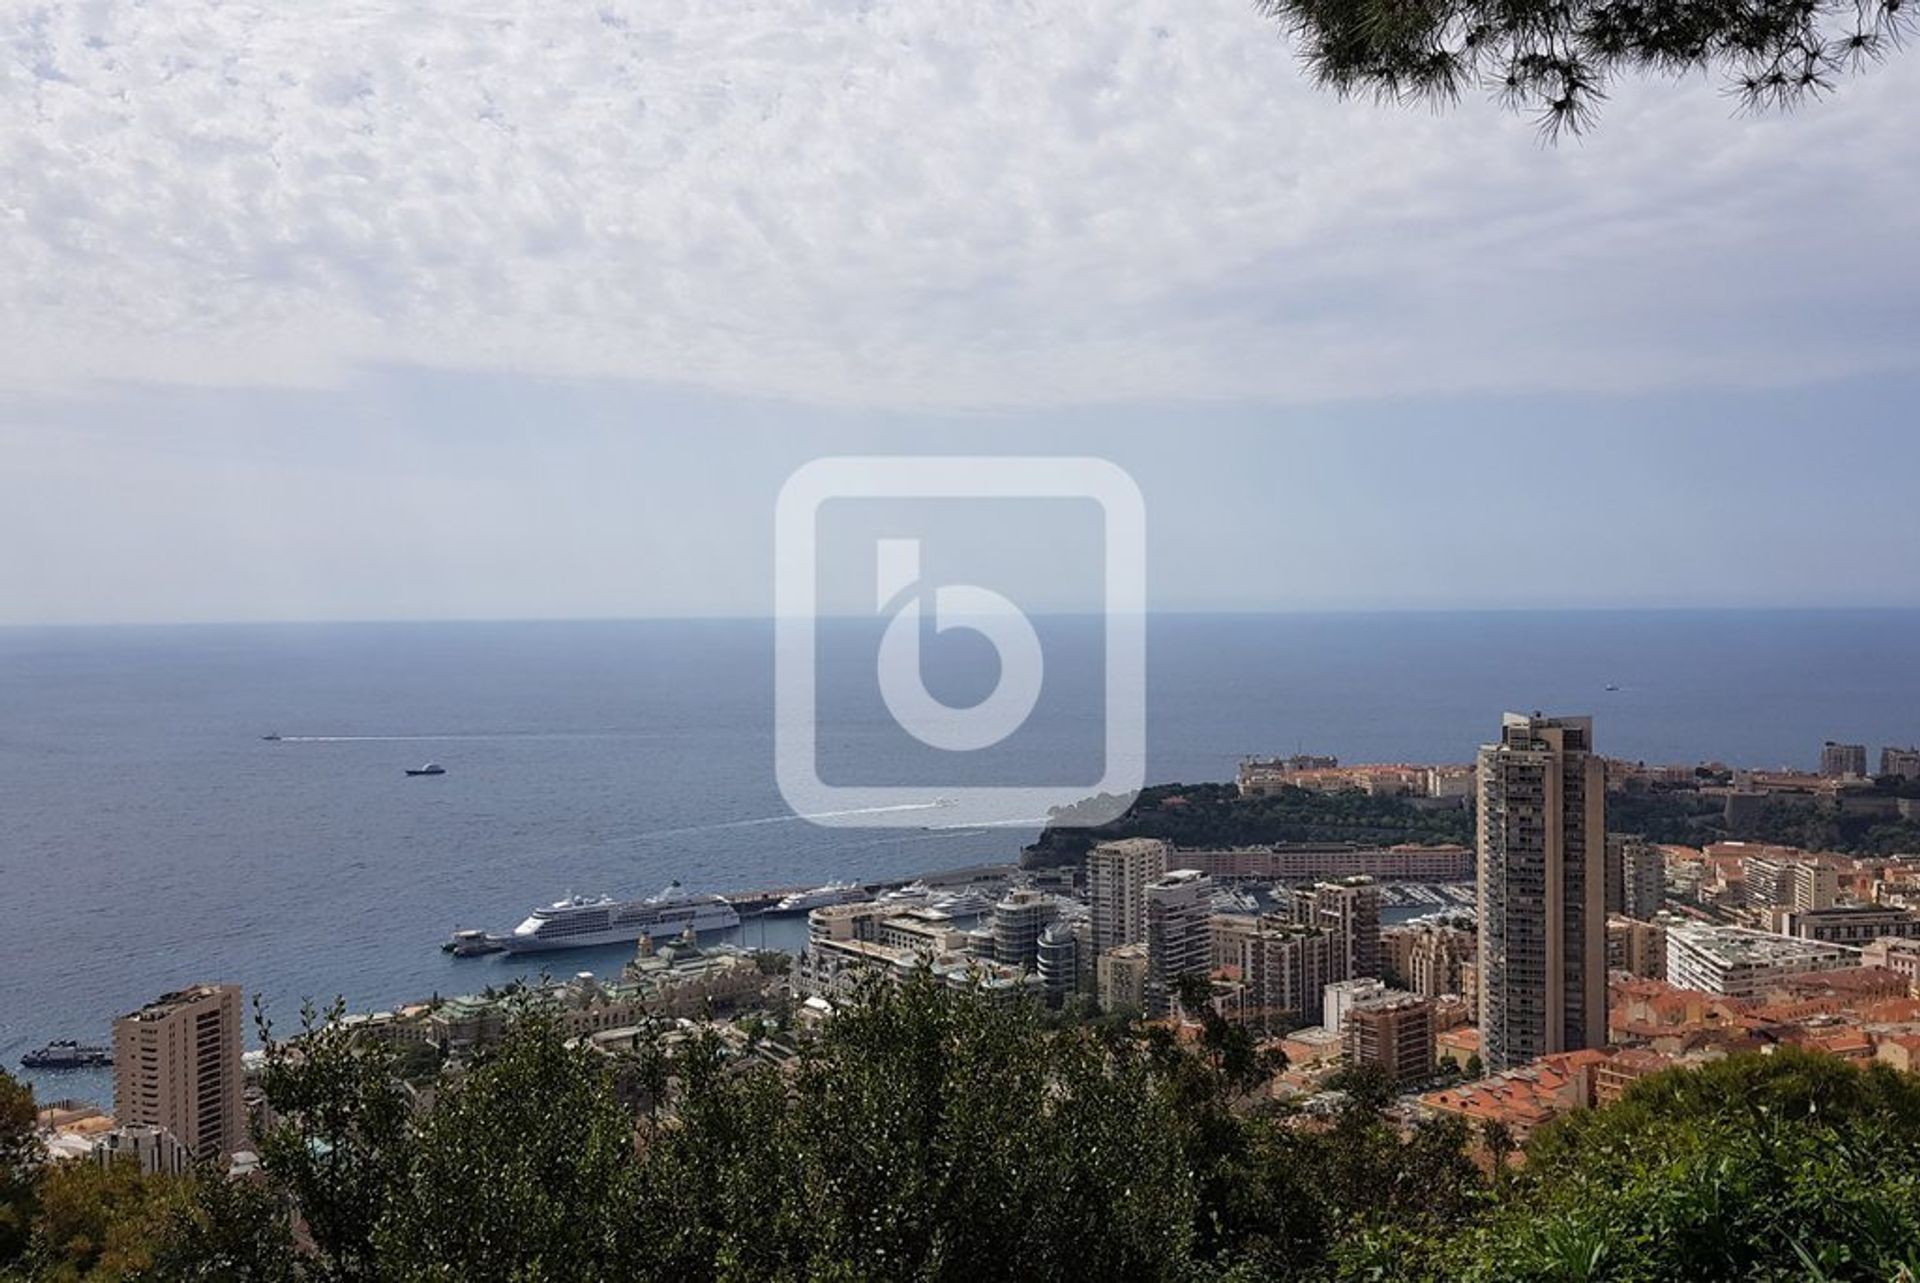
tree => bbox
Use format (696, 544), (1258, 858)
(1, 1071), (40, 1271)
(252, 999), (417, 1281)
(1257, 1), (1914, 137)
(137, 1173), (300, 1282)
(26, 1158), (187, 1280)
(372, 1012), (642, 1279)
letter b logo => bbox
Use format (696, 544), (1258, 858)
(874, 538), (1044, 752)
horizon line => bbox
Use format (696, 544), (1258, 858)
(6, 603), (1920, 630)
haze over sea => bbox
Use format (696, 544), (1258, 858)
(6, 609), (1919, 1102)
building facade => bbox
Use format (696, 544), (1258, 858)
(1346, 994), (1436, 1086)
(1213, 914), (1334, 1032)
(112, 983), (246, 1160)
(1088, 838), (1170, 955)
(1606, 915), (1668, 980)
(1820, 741), (1868, 778)
(990, 888), (1059, 972)
(1477, 713), (1607, 1072)
(1287, 876), (1381, 983)
(1144, 869), (1215, 1018)
(1882, 746), (1920, 780)
(1035, 920), (1080, 1004)
(1096, 942), (1149, 1015)
(1664, 923), (1852, 997)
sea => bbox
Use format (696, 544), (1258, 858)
(5, 609), (1918, 1105)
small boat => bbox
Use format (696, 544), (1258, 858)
(443, 929), (504, 957)
(1604, 684), (1620, 693)
(262, 733), (282, 742)
(406, 763), (447, 777)
(22, 1039), (112, 1070)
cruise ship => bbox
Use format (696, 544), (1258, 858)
(497, 883), (740, 953)
(772, 880), (864, 914)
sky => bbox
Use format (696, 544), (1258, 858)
(1, 0), (1917, 624)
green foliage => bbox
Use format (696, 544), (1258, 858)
(134, 1174), (299, 1282)
(1024, 782), (1472, 869)
(372, 1012), (640, 1279)
(1, 1071), (38, 1271)
(24, 1159), (187, 1282)
(1442, 1049), (1920, 1282)
(20, 999), (1920, 1282)
(252, 999), (417, 1280)
(1257, 0), (1913, 138)
(1606, 787), (1920, 855)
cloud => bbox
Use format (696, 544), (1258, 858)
(1, 0), (1916, 407)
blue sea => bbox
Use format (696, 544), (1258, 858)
(5, 610), (1919, 1105)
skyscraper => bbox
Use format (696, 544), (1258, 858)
(1143, 868), (1214, 1018)
(1477, 713), (1606, 1072)
(112, 983), (246, 1160)
(1088, 837), (1169, 955)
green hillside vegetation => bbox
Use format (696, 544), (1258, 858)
(1023, 782), (1474, 870)
(1611, 787), (1920, 856)
(5, 982), (1918, 1281)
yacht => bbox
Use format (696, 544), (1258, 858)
(772, 880), (864, 914)
(928, 887), (994, 917)
(498, 883), (740, 953)
(21, 1039), (112, 1070)
(877, 880), (934, 904)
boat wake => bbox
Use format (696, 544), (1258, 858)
(630, 801), (948, 841)
(270, 732), (624, 743)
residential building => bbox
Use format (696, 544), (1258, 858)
(1783, 905), (1920, 948)
(1184, 843), (1474, 883)
(1593, 1048), (1676, 1107)
(991, 887), (1059, 972)
(1288, 876), (1381, 981)
(1606, 915), (1668, 980)
(1144, 869), (1215, 1018)
(1882, 746), (1920, 780)
(1862, 937), (1920, 996)
(1346, 993), (1436, 1086)
(1664, 923), (1853, 998)
(1088, 838), (1169, 955)
(112, 984), (246, 1160)
(1477, 713), (1608, 1072)
(1790, 863), (1840, 912)
(1097, 942), (1149, 1015)
(1419, 1049), (1612, 1142)
(1322, 977), (1391, 1036)
(91, 1124), (194, 1177)
(1212, 914), (1334, 1032)
(1820, 741), (1868, 779)
(1385, 922), (1475, 999)
(1621, 838), (1664, 919)
(1035, 920), (1080, 1004)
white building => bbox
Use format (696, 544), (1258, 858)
(1144, 869), (1214, 1018)
(1664, 923), (1854, 998)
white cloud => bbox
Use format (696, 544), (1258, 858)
(1, 0), (1916, 407)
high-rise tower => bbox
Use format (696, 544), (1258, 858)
(1477, 713), (1606, 1071)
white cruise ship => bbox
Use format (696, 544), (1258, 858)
(772, 880), (864, 914)
(499, 883), (740, 953)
